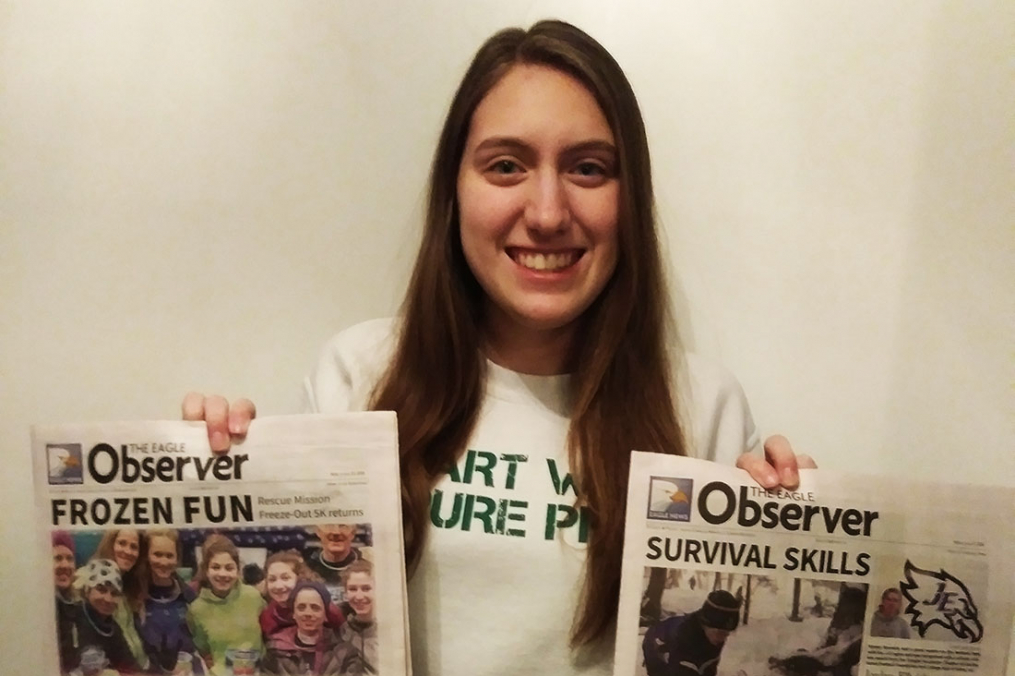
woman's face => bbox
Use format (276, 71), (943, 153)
(345, 572), (375, 621)
(205, 552), (238, 596)
(111, 530), (140, 572)
(52, 545), (75, 591)
(457, 64), (619, 353)
(86, 583), (121, 617)
(265, 561), (298, 605)
(292, 588), (327, 636)
(147, 535), (178, 586)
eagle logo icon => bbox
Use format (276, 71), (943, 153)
(47, 444), (84, 484)
(648, 477), (693, 521)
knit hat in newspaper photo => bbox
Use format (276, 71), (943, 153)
(76, 558), (124, 593)
(699, 590), (741, 631)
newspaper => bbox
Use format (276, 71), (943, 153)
(615, 452), (1015, 676)
(33, 413), (408, 676)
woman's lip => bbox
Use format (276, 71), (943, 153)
(505, 247), (584, 273)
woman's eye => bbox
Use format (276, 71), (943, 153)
(574, 161), (606, 177)
(489, 159), (520, 174)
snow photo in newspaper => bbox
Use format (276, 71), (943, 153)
(32, 413), (408, 676)
(615, 453), (1015, 676)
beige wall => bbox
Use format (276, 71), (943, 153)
(2, 1), (1012, 670)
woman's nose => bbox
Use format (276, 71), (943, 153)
(524, 169), (570, 234)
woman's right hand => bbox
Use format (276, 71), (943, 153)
(181, 393), (256, 453)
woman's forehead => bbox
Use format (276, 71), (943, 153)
(467, 64), (612, 149)
(267, 561), (295, 573)
(295, 588), (323, 602)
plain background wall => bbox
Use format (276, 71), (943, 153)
(2, 1), (1012, 671)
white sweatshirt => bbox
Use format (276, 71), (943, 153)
(303, 318), (759, 676)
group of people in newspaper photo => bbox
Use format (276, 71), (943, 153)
(51, 524), (378, 676)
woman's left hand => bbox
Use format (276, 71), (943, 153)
(736, 435), (816, 490)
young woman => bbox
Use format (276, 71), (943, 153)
(331, 561), (377, 676)
(89, 529), (149, 671)
(66, 558), (141, 674)
(183, 20), (814, 676)
(137, 529), (202, 674)
(259, 549), (344, 639)
(262, 580), (344, 676)
(186, 534), (265, 674)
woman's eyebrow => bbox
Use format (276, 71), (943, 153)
(563, 139), (617, 156)
(473, 136), (616, 155)
(473, 136), (532, 154)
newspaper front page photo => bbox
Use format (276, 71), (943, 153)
(33, 414), (408, 676)
(616, 453), (1014, 676)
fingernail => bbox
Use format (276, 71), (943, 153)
(782, 468), (798, 485)
(764, 469), (779, 487)
(210, 431), (228, 451)
(228, 420), (243, 435)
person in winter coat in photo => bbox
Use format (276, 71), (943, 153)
(331, 561), (378, 675)
(186, 534), (265, 674)
(66, 558), (142, 674)
(263, 580), (344, 675)
(137, 528), (203, 674)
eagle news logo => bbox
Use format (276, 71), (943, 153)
(47, 443), (84, 485)
(647, 476), (693, 522)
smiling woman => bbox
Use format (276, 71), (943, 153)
(65, 559), (141, 673)
(184, 19), (811, 676)
(137, 528), (203, 673)
(458, 64), (620, 371)
(89, 528), (150, 670)
(186, 533), (266, 672)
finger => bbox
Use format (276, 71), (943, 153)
(204, 395), (231, 453)
(736, 453), (779, 489)
(796, 453), (817, 470)
(764, 435), (800, 488)
(228, 398), (256, 436)
(181, 392), (206, 421)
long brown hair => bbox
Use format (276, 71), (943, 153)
(138, 528), (182, 618)
(370, 19), (685, 647)
(93, 528), (147, 612)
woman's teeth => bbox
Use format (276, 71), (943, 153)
(516, 252), (576, 271)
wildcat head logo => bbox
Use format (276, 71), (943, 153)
(900, 560), (982, 642)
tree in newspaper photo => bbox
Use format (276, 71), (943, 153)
(638, 566), (868, 676)
(49, 524), (379, 676)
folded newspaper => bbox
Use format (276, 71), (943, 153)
(615, 452), (1014, 676)
(33, 413), (408, 676)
